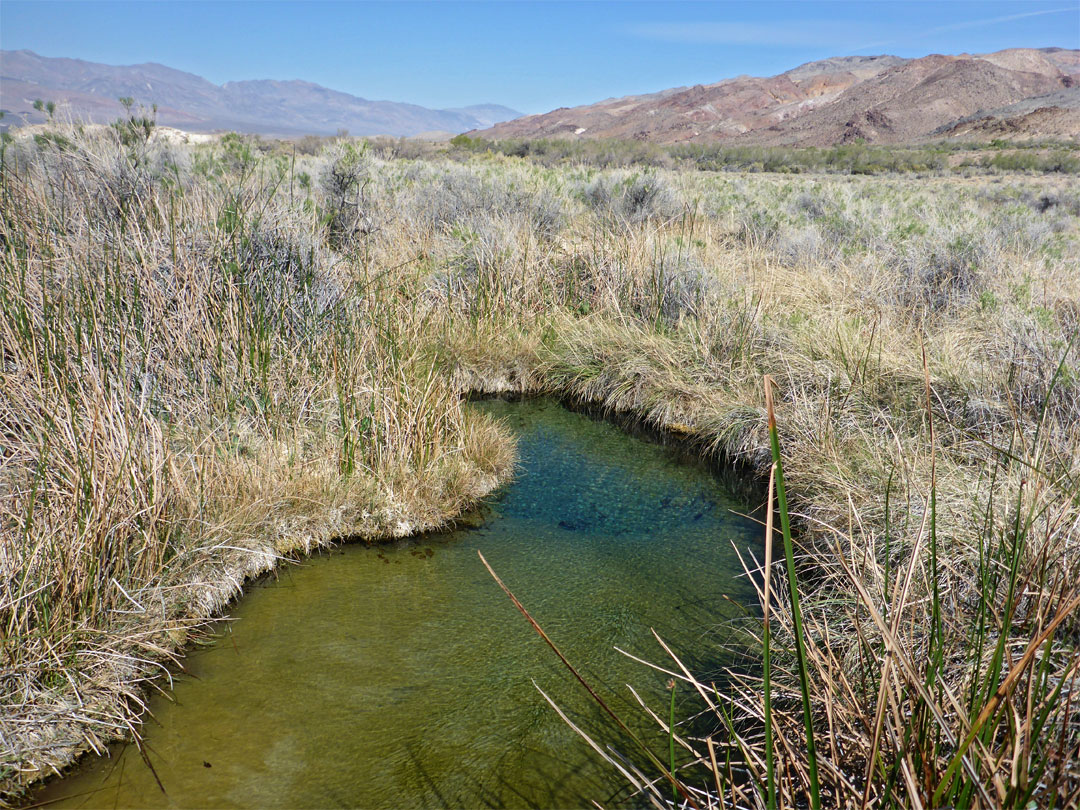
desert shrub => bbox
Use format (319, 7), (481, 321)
(895, 228), (995, 315)
(771, 224), (833, 266)
(458, 137), (675, 169)
(318, 142), (379, 249)
(652, 252), (721, 326)
(619, 173), (682, 223)
(146, 141), (193, 185)
(789, 189), (829, 219)
(383, 134), (1079, 177)
(563, 244), (721, 329)
(733, 205), (782, 248)
(381, 136), (436, 161)
(991, 207), (1066, 255)
(399, 163), (566, 239)
(111, 109), (155, 150)
(320, 141), (372, 201)
(985, 149), (1080, 174)
(582, 171), (683, 225)
(12, 123), (181, 223)
(1029, 189), (1080, 216)
(233, 218), (345, 333)
(292, 134), (335, 156)
(425, 215), (529, 315)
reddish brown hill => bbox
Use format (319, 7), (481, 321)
(478, 55), (902, 143)
(745, 53), (1073, 145)
(475, 49), (1079, 145)
(934, 88), (1080, 140)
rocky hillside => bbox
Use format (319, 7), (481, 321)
(0, 50), (521, 137)
(933, 88), (1080, 139)
(475, 48), (1079, 145)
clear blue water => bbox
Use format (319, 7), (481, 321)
(35, 398), (761, 809)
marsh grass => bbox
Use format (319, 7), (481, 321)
(489, 361), (1080, 809)
(3, 123), (1079, 807)
(0, 124), (515, 794)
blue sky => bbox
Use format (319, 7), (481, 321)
(2, 1), (1077, 113)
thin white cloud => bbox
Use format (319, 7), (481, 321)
(925, 6), (1077, 34)
(624, 21), (877, 48)
(856, 6), (1077, 51)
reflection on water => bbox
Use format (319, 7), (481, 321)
(35, 398), (761, 809)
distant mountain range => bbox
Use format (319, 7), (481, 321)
(4, 48), (1079, 145)
(0, 50), (522, 136)
(474, 48), (1080, 145)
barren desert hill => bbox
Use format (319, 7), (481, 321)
(741, 51), (1076, 146)
(933, 88), (1080, 139)
(474, 48), (1080, 145)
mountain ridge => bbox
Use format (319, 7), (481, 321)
(474, 48), (1080, 145)
(0, 49), (522, 136)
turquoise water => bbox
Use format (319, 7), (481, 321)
(35, 398), (761, 809)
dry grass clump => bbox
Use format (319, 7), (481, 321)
(2, 123), (1079, 807)
(0, 124), (514, 794)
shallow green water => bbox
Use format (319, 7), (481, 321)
(36, 398), (761, 809)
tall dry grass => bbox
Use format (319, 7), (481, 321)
(0, 125), (513, 793)
(2, 122), (1079, 806)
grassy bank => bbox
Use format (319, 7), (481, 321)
(0, 125), (516, 794)
(2, 123), (1079, 807)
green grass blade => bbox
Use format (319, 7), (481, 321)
(764, 375), (820, 810)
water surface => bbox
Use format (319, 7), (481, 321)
(36, 398), (761, 809)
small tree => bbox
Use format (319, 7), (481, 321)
(320, 141), (376, 249)
(33, 99), (58, 121)
(112, 98), (157, 149)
